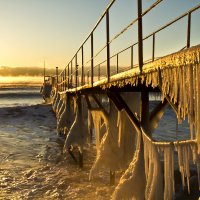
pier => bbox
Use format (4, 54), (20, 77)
(42, 1), (200, 199)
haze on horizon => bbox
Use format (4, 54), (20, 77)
(0, 66), (57, 77)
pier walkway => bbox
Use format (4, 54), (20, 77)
(42, 1), (200, 199)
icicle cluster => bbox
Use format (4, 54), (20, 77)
(142, 133), (163, 200)
(91, 110), (107, 152)
(90, 93), (140, 179)
(157, 143), (175, 200)
(89, 102), (119, 179)
(101, 46), (200, 152)
(63, 97), (88, 152)
(174, 140), (200, 193)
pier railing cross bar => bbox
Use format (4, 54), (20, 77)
(54, 1), (200, 92)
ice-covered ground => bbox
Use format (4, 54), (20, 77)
(0, 104), (114, 200)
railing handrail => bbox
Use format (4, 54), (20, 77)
(54, 1), (200, 92)
(84, 3), (200, 74)
(63, 0), (116, 73)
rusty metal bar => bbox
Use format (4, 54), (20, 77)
(106, 10), (110, 83)
(107, 91), (140, 132)
(75, 55), (78, 87)
(116, 54), (119, 73)
(91, 33), (94, 86)
(64, 68), (66, 90)
(56, 66), (58, 90)
(87, 71), (89, 85)
(131, 46), (133, 68)
(187, 12), (191, 48)
(61, 73), (63, 91)
(67, 65), (69, 89)
(152, 33), (155, 61)
(70, 61), (73, 87)
(81, 46), (84, 85)
(68, 0), (116, 62)
(98, 64), (100, 81)
(43, 60), (45, 82)
(137, 0), (143, 72)
(143, 4), (200, 42)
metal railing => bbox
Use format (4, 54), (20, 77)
(55, 1), (200, 92)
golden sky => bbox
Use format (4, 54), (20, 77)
(0, 0), (199, 70)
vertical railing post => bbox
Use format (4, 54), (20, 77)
(56, 66), (58, 90)
(116, 54), (119, 73)
(98, 64), (100, 81)
(87, 71), (89, 84)
(152, 33), (155, 61)
(81, 46), (84, 86)
(131, 46), (133, 68)
(137, 0), (143, 72)
(106, 10), (110, 82)
(75, 55), (78, 88)
(43, 60), (45, 83)
(187, 12), (191, 48)
(64, 68), (67, 91)
(67, 65), (69, 89)
(61, 73), (63, 91)
(137, 0), (149, 133)
(70, 61), (73, 87)
(91, 33), (94, 87)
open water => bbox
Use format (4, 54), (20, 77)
(0, 87), (42, 108)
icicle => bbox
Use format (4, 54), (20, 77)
(142, 132), (163, 200)
(157, 143), (174, 200)
(117, 110), (125, 148)
(91, 110), (105, 151)
(188, 64), (194, 139)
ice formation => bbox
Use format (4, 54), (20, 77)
(90, 109), (107, 152)
(145, 48), (200, 152)
(112, 133), (146, 200)
(142, 133), (163, 200)
(174, 140), (200, 193)
(40, 83), (52, 99)
(100, 46), (200, 152)
(89, 93), (140, 180)
(56, 97), (64, 118)
(52, 92), (60, 113)
(57, 95), (66, 120)
(57, 94), (74, 135)
(63, 96), (88, 152)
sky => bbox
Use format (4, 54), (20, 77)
(0, 0), (199, 72)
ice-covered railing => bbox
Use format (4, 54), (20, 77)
(56, 1), (200, 92)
